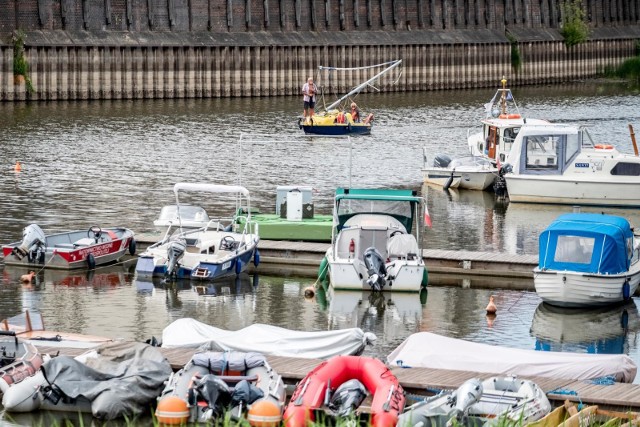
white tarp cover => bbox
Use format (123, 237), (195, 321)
(161, 318), (377, 360)
(387, 332), (637, 383)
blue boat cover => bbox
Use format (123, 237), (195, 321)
(539, 213), (634, 274)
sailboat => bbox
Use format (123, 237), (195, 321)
(298, 59), (402, 136)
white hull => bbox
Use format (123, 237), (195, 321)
(534, 267), (640, 308)
(421, 169), (461, 188)
(506, 175), (640, 206)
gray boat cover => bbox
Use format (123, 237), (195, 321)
(161, 318), (376, 359)
(387, 332), (637, 383)
(191, 351), (266, 372)
(41, 341), (172, 420)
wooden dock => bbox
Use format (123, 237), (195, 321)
(135, 234), (538, 282)
(35, 344), (640, 412)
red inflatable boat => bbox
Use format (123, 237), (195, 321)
(284, 355), (405, 427)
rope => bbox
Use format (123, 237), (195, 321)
(310, 260), (330, 289)
(546, 388), (585, 410)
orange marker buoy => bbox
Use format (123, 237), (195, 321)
(486, 295), (497, 314)
(14, 161), (21, 172)
(20, 271), (36, 284)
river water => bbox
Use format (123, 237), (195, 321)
(0, 82), (640, 423)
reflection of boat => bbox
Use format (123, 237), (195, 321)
(161, 318), (376, 359)
(534, 213), (640, 307)
(0, 311), (112, 349)
(298, 60), (402, 136)
(156, 351), (285, 425)
(284, 355), (405, 427)
(321, 188), (427, 292)
(531, 301), (640, 354)
(467, 78), (549, 165)
(135, 183), (260, 281)
(499, 123), (640, 206)
(193, 272), (257, 296)
(235, 185), (333, 242)
(422, 153), (497, 191)
(398, 376), (551, 427)
(2, 224), (135, 270)
(387, 332), (637, 383)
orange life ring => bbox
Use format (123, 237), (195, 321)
(594, 144), (613, 150)
(284, 355), (405, 427)
(499, 114), (521, 119)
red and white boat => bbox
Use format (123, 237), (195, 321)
(2, 224), (136, 270)
(284, 355), (405, 427)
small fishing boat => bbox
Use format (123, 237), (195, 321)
(284, 355), (405, 427)
(467, 77), (550, 166)
(422, 152), (498, 191)
(534, 213), (640, 307)
(387, 332), (637, 383)
(497, 123), (640, 206)
(320, 187), (428, 292)
(135, 183), (260, 281)
(160, 318), (376, 359)
(398, 376), (551, 427)
(299, 60), (402, 136)
(2, 224), (136, 270)
(2, 342), (172, 419)
(155, 351), (286, 425)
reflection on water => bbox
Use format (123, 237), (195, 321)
(531, 301), (640, 354)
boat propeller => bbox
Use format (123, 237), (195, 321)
(364, 247), (388, 292)
(166, 239), (187, 278)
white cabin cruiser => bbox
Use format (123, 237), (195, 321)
(499, 124), (640, 206)
(319, 188), (427, 292)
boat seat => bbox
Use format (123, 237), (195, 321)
(54, 243), (76, 249)
(73, 238), (96, 247)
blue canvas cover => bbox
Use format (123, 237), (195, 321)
(539, 213), (633, 275)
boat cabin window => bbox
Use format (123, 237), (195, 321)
(524, 135), (560, 171)
(554, 235), (595, 264)
(611, 162), (640, 176)
(337, 200), (411, 219)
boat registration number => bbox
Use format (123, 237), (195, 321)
(575, 162), (590, 168)
(222, 261), (231, 270)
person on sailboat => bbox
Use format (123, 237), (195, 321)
(350, 102), (361, 122)
(302, 77), (318, 123)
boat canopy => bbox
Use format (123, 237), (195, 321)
(334, 188), (421, 233)
(539, 213), (634, 274)
(173, 183), (250, 197)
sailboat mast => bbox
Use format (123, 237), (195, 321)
(324, 59), (402, 111)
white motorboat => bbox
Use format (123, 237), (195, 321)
(467, 78), (550, 166)
(135, 183), (260, 281)
(422, 152), (498, 191)
(387, 332), (637, 383)
(498, 123), (640, 206)
(398, 376), (551, 427)
(318, 188), (428, 292)
(534, 213), (640, 307)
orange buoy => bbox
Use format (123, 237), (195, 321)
(303, 286), (316, 299)
(20, 271), (36, 284)
(14, 161), (21, 172)
(486, 295), (497, 314)
(155, 396), (190, 425)
(247, 400), (283, 427)
(594, 144), (614, 150)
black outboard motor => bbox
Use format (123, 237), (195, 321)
(11, 224), (46, 261)
(328, 379), (369, 417)
(166, 239), (187, 278)
(363, 247), (387, 291)
(433, 154), (452, 168)
(494, 163), (512, 198)
(195, 374), (232, 415)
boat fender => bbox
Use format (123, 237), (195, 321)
(318, 257), (328, 282)
(86, 253), (96, 270)
(128, 238), (137, 256)
(253, 249), (260, 267)
(421, 269), (428, 288)
(236, 259), (243, 275)
(623, 280), (630, 300)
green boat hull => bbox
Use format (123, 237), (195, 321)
(237, 214), (333, 242)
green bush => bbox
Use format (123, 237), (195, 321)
(560, 0), (589, 47)
(506, 33), (522, 73)
(615, 56), (640, 83)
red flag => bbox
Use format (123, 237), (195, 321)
(424, 204), (432, 228)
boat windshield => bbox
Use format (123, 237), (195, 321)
(158, 205), (209, 222)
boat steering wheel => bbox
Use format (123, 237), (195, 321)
(88, 226), (102, 243)
(220, 236), (236, 251)
(390, 230), (404, 237)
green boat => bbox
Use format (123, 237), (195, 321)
(236, 186), (333, 242)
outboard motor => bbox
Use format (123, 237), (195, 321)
(433, 154), (453, 168)
(449, 378), (483, 423)
(328, 379), (369, 417)
(494, 163), (512, 198)
(363, 247), (387, 292)
(166, 239), (187, 278)
(195, 374), (232, 416)
(11, 224), (46, 261)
